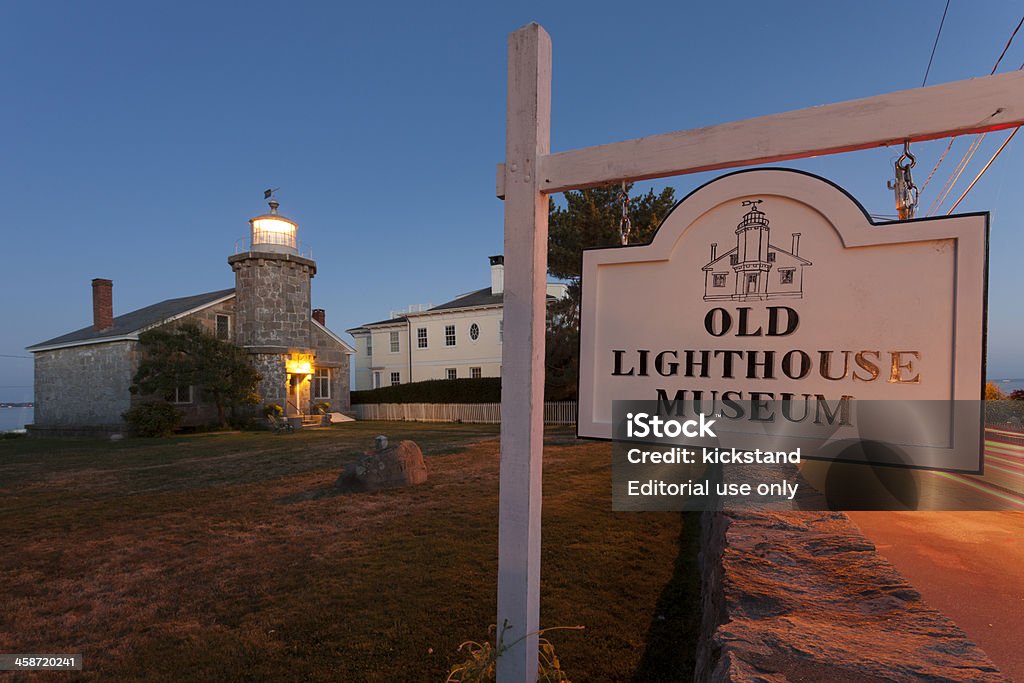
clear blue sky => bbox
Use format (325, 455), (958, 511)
(2, 1), (1022, 401)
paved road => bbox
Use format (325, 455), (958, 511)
(849, 437), (1024, 682)
(850, 435), (1024, 681)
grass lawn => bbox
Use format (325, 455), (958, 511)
(0, 423), (699, 682)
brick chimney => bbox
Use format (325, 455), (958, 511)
(312, 308), (326, 326)
(92, 278), (113, 331)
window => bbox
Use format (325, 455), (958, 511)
(367, 336), (373, 356)
(313, 368), (331, 399)
(171, 385), (192, 404)
(446, 368), (457, 380)
(216, 314), (231, 340)
(445, 324), (456, 346)
(729, 254), (738, 265)
(417, 327), (428, 349)
(372, 371), (381, 389)
(469, 323), (480, 341)
(712, 273), (727, 288)
(390, 331), (400, 353)
(780, 269), (795, 285)
(499, 319), (503, 344)
(471, 367), (482, 379)
(767, 252), (776, 262)
(390, 371), (401, 386)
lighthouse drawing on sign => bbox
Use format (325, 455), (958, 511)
(702, 199), (812, 302)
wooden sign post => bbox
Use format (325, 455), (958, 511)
(496, 22), (1024, 682)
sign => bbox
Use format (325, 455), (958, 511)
(578, 169), (987, 471)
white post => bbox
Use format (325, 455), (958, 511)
(497, 22), (551, 683)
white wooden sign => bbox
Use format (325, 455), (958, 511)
(578, 169), (987, 469)
(497, 22), (1021, 683)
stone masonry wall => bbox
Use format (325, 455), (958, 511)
(695, 511), (1007, 682)
(231, 253), (315, 350)
(311, 324), (351, 413)
(33, 341), (137, 428)
(251, 353), (287, 411)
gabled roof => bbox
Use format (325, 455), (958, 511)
(702, 245), (812, 271)
(346, 315), (408, 334)
(348, 285), (564, 333)
(27, 289), (236, 352)
(312, 319), (356, 354)
(426, 287), (503, 312)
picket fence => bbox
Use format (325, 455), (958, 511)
(352, 401), (578, 425)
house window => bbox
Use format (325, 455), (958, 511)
(729, 254), (738, 265)
(469, 323), (480, 341)
(313, 368), (331, 399)
(445, 324), (456, 346)
(417, 327), (428, 349)
(767, 252), (776, 262)
(471, 367), (482, 379)
(367, 336), (373, 356)
(372, 371), (381, 389)
(390, 371), (401, 386)
(216, 314), (231, 340)
(171, 385), (193, 404)
(712, 273), (727, 288)
(390, 331), (400, 353)
(446, 368), (457, 380)
(780, 269), (795, 284)
(499, 319), (503, 344)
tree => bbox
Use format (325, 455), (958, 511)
(545, 184), (677, 400)
(985, 382), (1007, 400)
(131, 323), (261, 428)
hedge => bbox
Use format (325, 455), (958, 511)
(352, 378), (501, 405)
(986, 399), (1024, 427)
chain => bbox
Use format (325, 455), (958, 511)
(618, 182), (632, 245)
(887, 140), (918, 220)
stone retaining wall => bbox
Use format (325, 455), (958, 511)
(695, 511), (1007, 682)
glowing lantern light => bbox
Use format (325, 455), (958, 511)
(249, 196), (297, 253)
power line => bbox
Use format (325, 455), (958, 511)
(992, 14), (1024, 74)
(922, 0), (951, 87)
(922, 14), (1024, 211)
(0, 354), (32, 360)
(946, 126), (1019, 214)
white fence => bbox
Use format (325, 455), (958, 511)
(352, 401), (578, 425)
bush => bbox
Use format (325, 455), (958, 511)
(352, 378), (501, 405)
(263, 403), (284, 417)
(123, 401), (182, 437)
(986, 400), (1024, 427)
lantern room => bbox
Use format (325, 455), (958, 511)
(249, 198), (298, 254)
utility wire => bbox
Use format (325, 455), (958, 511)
(922, 0), (951, 86)
(0, 354), (32, 359)
(992, 14), (1024, 74)
(922, 13), (1024, 212)
(927, 133), (986, 214)
(947, 111), (1020, 214)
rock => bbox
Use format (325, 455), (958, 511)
(334, 440), (427, 493)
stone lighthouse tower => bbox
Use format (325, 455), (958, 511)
(732, 199), (772, 300)
(228, 196), (317, 416)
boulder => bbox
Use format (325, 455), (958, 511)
(335, 439), (427, 493)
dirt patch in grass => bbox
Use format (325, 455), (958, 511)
(0, 423), (698, 681)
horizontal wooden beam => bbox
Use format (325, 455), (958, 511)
(495, 70), (1024, 197)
